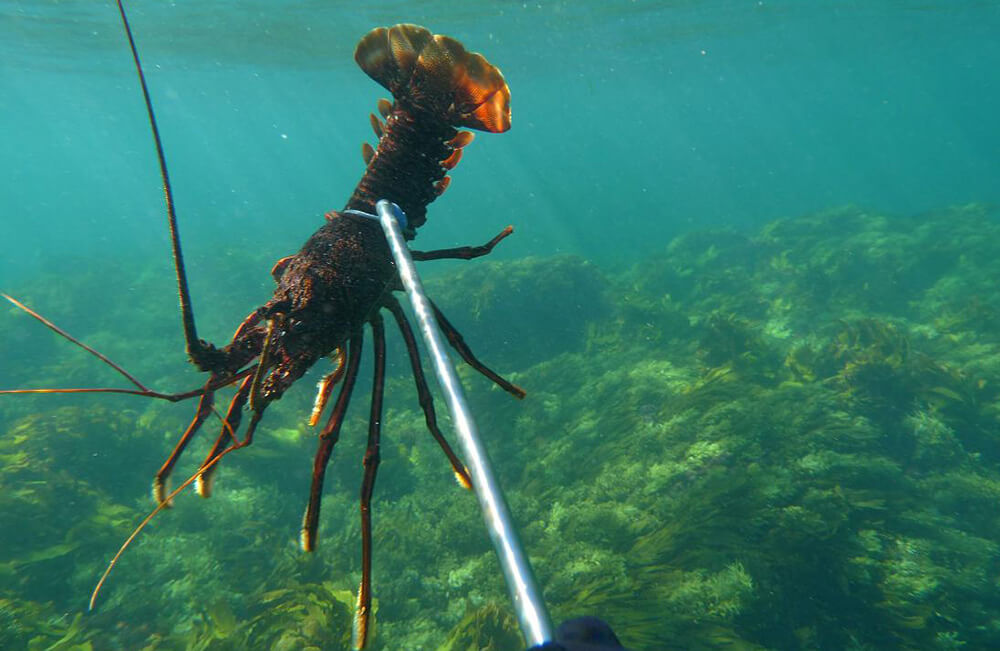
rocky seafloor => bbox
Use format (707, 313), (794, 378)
(2, 204), (999, 650)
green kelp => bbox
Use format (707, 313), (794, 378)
(484, 204), (1000, 649)
(235, 581), (354, 651)
(0, 407), (145, 651)
(442, 603), (522, 651)
(0, 600), (92, 651)
(4, 204), (1000, 649)
(428, 255), (613, 370)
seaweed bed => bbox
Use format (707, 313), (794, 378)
(2, 204), (1000, 650)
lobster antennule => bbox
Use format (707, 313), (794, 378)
(354, 24), (511, 133)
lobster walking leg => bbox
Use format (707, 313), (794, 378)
(239, 409), (266, 449)
(196, 375), (254, 498)
(309, 348), (346, 427)
(411, 225), (513, 261)
(153, 381), (215, 504)
(301, 333), (364, 552)
(356, 313), (386, 650)
(385, 298), (471, 488)
(429, 300), (527, 399)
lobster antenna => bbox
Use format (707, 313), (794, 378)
(0, 367), (256, 402)
(2, 293), (149, 391)
(115, 0), (204, 363)
(0, 294), (256, 398)
(89, 414), (242, 611)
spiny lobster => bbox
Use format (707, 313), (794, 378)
(2, 10), (522, 648)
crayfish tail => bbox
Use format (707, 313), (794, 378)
(347, 25), (510, 227)
(354, 24), (511, 133)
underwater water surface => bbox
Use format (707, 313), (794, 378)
(2, 1), (1000, 649)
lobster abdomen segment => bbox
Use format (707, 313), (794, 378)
(347, 24), (511, 228)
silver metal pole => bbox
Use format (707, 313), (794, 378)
(376, 200), (554, 648)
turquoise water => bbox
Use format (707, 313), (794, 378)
(2, 2), (1000, 650)
(3, 1), (998, 280)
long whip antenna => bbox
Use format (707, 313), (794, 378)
(115, 0), (204, 362)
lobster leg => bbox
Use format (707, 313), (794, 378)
(195, 375), (254, 498)
(301, 332), (364, 552)
(230, 308), (263, 341)
(153, 380), (215, 505)
(356, 313), (386, 650)
(310, 348), (346, 427)
(153, 315), (271, 505)
(410, 225), (513, 261)
(238, 408), (266, 449)
(429, 300), (526, 399)
(385, 298), (471, 488)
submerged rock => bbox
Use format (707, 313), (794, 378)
(428, 255), (612, 370)
(4, 204), (1000, 649)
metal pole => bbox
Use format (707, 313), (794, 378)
(376, 200), (554, 648)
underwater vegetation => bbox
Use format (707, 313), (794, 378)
(3, 203), (1000, 649)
